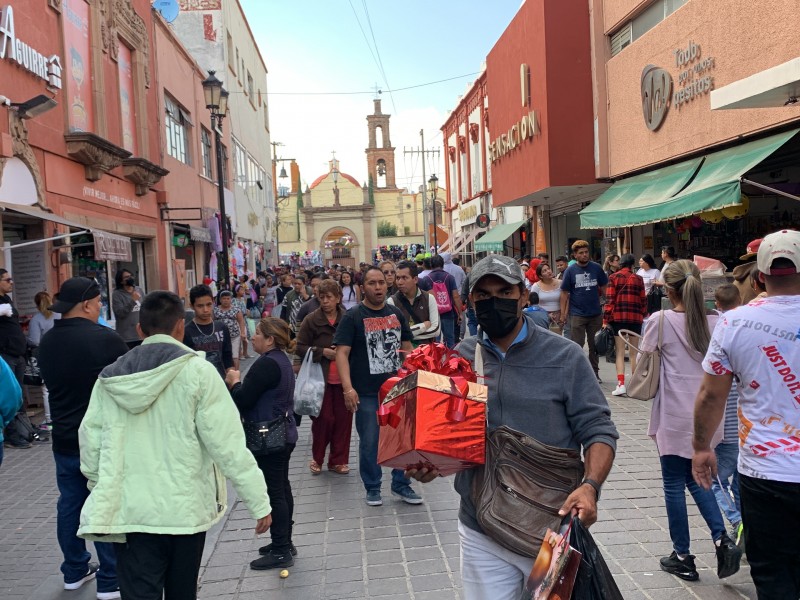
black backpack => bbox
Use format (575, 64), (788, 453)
(6, 411), (38, 443)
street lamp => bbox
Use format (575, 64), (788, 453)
(428, 173), (439, 254)
(202, 70), (231, 288)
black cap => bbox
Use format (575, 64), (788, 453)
(50, 277), (100, 313)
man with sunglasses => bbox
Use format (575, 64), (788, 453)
(39, 277), (128, 598)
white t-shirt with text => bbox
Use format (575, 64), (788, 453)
(702, 295), (800, 483)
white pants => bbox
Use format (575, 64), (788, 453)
(459, 520), (535, 600)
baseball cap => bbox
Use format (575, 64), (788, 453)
(468, 255), (525, 292)
(50, 277), (101, 313)
(756, 230), (800, 276)
(739, 238), (762, 261)
(414, 253), (424, 262)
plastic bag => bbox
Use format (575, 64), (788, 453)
(594, 327), (613, 356)
(293, 349), (325, 417)
(569, 517), (624, 600)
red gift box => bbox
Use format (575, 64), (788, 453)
(377, 366), (487, 477)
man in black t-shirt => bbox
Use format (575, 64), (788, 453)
(334, 266), (419, 508)
(183, 285), (233, 379)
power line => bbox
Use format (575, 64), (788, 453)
(361, 0), (397, 114)
(266, 72), (480, 96)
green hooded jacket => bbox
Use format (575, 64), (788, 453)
(78, 334), (270, 542)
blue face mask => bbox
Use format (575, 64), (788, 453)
(474, 296), (520, 338)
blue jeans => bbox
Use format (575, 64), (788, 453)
(712, 442), (742, 527)
(660, 454), (726, 555)
(440, 314), (456, 348)
(54, 452), (117, 591)
(355, 394), (410, 493)
(466, 308), (478, 337)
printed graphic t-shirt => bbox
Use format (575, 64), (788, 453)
(183, 320), (232, 379)
(333, 303), (413, 396)
(702, 295), (800, 483)
(560, 261), (608, 317)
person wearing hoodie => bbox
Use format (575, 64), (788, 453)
(78, 291), (272, 599)
(440, 252), (465, 294)
(0, 356), (23, 469)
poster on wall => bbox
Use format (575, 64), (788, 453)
(63, 0), (94, 132)
(10, 244), (46, 317)
(118, 42), (137, 154)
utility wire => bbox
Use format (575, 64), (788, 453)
(361, 0), (397, 113)
(347, 0), (395, 112)
(266, 72), (480, 96)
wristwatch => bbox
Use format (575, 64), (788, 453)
(581, 478), (602, 501)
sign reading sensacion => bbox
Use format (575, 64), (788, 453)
(0, 5), (62, 89)
(489, 110), (538, 163)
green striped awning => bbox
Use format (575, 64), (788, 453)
(580, 129), (799, 228)
(474, 220), (527, 252)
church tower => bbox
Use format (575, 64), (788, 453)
(365, 98), (397, 189)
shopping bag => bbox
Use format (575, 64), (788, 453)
(521, 517), (581, 600)
(569, 517), (624, 600)
(293, 349), (325, 417)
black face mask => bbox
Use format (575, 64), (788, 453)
(125, 277), (135, 287)
(474, 296), (521, 339)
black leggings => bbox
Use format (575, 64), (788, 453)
(256, 444), (295, 553)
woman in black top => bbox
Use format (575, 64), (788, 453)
(225, 317), (297, 571)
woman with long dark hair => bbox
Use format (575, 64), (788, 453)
(640, 260), (741, 582)
(226, 317), (297, 571)
(340, 270), (360, 310)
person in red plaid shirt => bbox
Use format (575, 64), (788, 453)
(603, 254), (647, 396)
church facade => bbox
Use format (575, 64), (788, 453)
(277, 99), (443, 267)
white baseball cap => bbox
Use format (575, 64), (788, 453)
(756, 229), (800, 276)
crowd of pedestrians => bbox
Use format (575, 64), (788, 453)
(0, 228), (798, 599)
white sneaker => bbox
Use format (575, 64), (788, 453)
(612, 384), (627, 396)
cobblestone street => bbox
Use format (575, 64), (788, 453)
(0, 358), (757, 600)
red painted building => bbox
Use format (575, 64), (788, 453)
(442, 0), (608, 259)
(0, 0), (168, 320)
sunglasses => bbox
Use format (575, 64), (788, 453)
(0, 277), (12, 283)
(80, 278), (101, 302)
(382, 270), (395, 275)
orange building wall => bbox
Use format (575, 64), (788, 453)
(601, 0), (800, 177)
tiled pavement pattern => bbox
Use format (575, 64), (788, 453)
(0, 356), (758, 599)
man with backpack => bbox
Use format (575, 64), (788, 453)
(39, 277), (129, 598)
(387, 260), (440, 347)
(419, 254), (462, 348)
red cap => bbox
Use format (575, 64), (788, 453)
(739, 238), (762, 261)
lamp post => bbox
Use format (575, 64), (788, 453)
(428, 173), (439, 254)
(202, 70), (230, 288)
(275, 165), (289, 261)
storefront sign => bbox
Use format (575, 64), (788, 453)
(672, 41), (715, 110)
(458, 198), (481, 225)
(189, 226), (212, 243)
(0, 6), (62, 89)
(489, 110), (538, 163)
(82, 185), (141, 210)
(93, 230), (132, 262)
(641, 41), (716, 129)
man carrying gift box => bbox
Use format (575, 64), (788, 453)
(408, 255), (619, 600)
(334, 266), (420, 507)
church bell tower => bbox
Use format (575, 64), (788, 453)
(365, 98), (397, 189)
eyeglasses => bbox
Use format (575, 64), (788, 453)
(0, 277), (11, 283)
(382, 270), (395, 275)
(80, 278), (100, 302)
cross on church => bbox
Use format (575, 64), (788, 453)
(372, 82), (381, 98)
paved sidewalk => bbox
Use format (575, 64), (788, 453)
(0, 356), (758, 599)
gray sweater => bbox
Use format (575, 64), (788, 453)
(454, 314), (619, 533)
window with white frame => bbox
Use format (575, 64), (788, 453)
(201, 127), (213, 179)
(610, 0), (688, 57)
(165, 95), (191, 165)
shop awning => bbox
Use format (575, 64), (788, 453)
(0, 202), (132, 261)
(474, 220), (527, 252)
(578, 159), (703, 229)
(580, 128), (799, 228)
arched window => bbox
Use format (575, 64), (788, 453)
(375, 125), (384, 148)
(376, 159), (387, 188)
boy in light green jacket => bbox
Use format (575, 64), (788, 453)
(78, 291), (272, 598)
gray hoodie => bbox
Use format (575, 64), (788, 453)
(454, 314), (618, 533)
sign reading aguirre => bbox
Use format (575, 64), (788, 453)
(0, 5), (62, 89)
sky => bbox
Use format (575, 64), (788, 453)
(239, 0), (523, 194)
